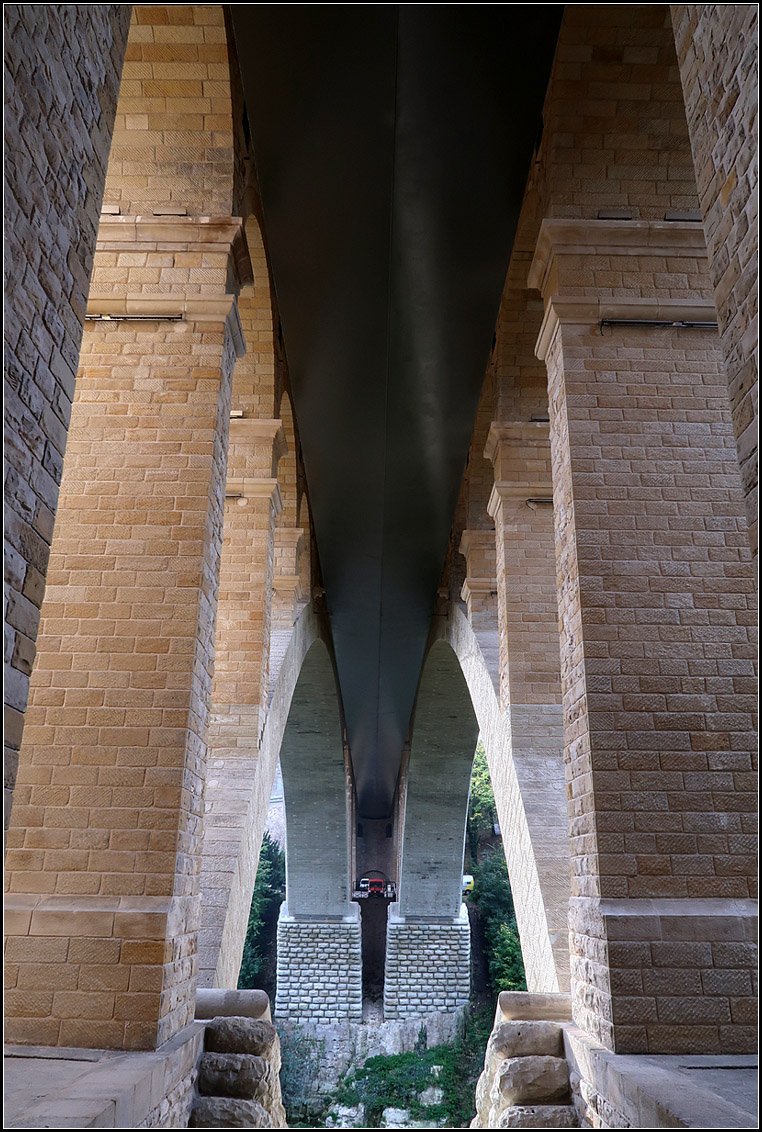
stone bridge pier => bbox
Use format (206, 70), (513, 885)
(274, 641), (362, 1023)
(384, 642), (475, 1019)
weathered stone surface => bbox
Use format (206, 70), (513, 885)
(189, 1095), (273, 1128)
(198, 1052), (273, 1101)
(205, 1017), (279, 1059)
(491, 1056), (570, 1108)
(498, 993), (572, 1023)
(382, 1108), (413, 1128)
(475, 1067), (492, 1120)
(495, 1104), (578, 1128)
(326, 1103), (367, 1128)
(487, 1021), (564, 1070)
(196, 989), (271, 1022)
(420, 1085), (444, 1106)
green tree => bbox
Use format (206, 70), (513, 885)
(471, 845), (526, 995)
(238, 832), (285, 989)
(466, 741), (496, 863)
(486, 921), (527, 993)
(472, 844), (515, 928)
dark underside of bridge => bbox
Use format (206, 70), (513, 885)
(232, 6), (563, 818)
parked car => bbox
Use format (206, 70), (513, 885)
(462, 873), (474, 895)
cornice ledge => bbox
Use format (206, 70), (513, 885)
(484, 420), (551, 465)
(273, 575), (304, 599)
(459, 528), (497, 557)
(460, 578), (497, 604)
(224, 478), (284, 515)
(86, 294), (246, 357)
(229, 417), (286, 459)
(535, 296), (719, 362)
(273, 527), (306, 551)
(487, 481), (554, 519)
(96, 214), (245, 248)
(528, 217), (709, 292)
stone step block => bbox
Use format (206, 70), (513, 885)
(205, 1016), (278, 1059)
(487, 1020), (565, 1072)
(189, 1095), (273, 1127)
(198, 1052), (273, 1102)
(491, 1055), (570, 1109)
(495, 1104), (578, 1128)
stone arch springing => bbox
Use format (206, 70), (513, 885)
(202, 603), (330, 988)
(384, 637), (475, 1018)
(390, 609), (570, 1004)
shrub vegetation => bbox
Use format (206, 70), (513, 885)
(238, 831), (285, 990)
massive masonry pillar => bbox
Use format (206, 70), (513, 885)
(275, 641), (362, 1022)
(384, 641), (474, 1019)
(531, 218), (757, 1055)
(485, 422), (571, 992)
(4, 5), (131, 824)
(4, 216), (246, 1049)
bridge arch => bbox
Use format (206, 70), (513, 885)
(435, 604), (570, 993)
(387, 605), (569, 1018)
(200, 602), (330, 988)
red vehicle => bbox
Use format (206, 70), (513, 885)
(355, 874), (397, 899)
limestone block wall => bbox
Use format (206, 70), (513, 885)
(671, 4), (758, 552)
(3, 3), (131, 822)
(384, 907), (471, 1020)
(538, 5), (700, 222)
(275, 909), (363, 1022)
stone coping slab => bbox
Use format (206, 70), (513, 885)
(195, 988), (271, 1022)
(4, 1022), (203, 1128)
(563, 1025), (758, 1129)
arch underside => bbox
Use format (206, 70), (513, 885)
(200, 603), (332, 987)
(431, 605), (571, 993)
